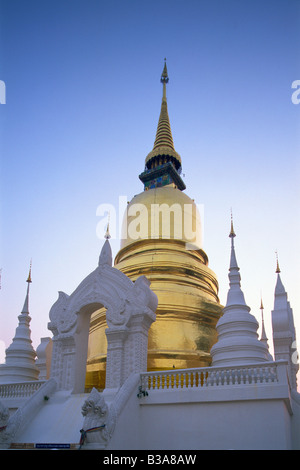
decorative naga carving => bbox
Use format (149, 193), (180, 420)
(79, 373), (140, 449)
(80, 388), (116, 449)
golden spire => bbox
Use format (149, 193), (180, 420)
(275, 251), (280, 273)
(26, 259), (32, 283)
(260, 296), (264, 310)
(229, 209), (236, 238)
(145, 59), (181, 170)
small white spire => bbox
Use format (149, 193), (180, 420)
(211, 215), (270, 366)
(226, 213), (246, 307)
(260, 297), (273, 361)
(259, 296), (273, 360)
(260, 297), (267, 340)
(21, 260), (32, 314)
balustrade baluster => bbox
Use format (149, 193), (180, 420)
(234, 369), (238, 385)
(262, 367), (266, 383)
(166, 373), (169, 389)
(187, 372), (191, 388)
(190, 372), (195, 388)
(176, 372), (179, 389)
(155, 374), (159, 390)
(199, 371), (203, 387)
(151, 374), (155, 390)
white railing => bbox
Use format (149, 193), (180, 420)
(140, 362), (285, 392)
(0, 381), (46, 399)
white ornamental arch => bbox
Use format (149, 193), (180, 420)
(48, 240), (157, 393)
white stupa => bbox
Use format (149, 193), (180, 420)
(0, 265), (39, 383)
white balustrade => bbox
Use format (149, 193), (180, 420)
(0, 381), (46, 399)
(140, 362), (283, 392)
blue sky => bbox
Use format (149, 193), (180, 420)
(0, 0), (299, 383)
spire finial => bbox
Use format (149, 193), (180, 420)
(161, 58), (169, 84)
(275, 251), (281, 273)
(229, 209), (236, 238)
(260, 295), (264, 311)
(104, 213), (111, 240)
(26, 259), (32, 283)
(259, 292), (271, 354)
(161, 58), (169, 103)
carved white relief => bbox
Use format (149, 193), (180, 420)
(48, 291), (71, 335)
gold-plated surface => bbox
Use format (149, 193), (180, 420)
(119, 185), (202, 251)
(85, 186), (223, 389)
(85, 307), (107, 391)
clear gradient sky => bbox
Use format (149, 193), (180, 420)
(0, 0), (299, 385)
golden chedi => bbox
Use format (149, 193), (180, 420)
(85, 61), (222, 389)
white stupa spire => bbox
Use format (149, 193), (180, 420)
(0, 263), (39, 383)
(259, 297), (273, 360)
(259, 297), (268, 343)
(211, 215), (271, 366)
(271, 254), (298, 390)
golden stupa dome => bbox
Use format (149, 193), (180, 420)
(119, 184), (202, 252)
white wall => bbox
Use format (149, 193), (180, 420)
(107, 386), (293, 450)
(138, 399), (291, 450)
